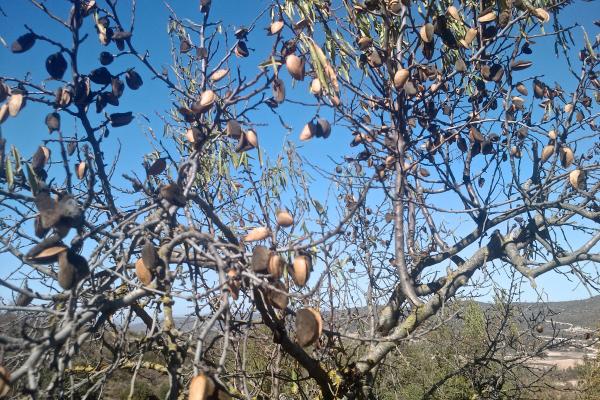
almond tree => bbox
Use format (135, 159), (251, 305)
(0, 0), (598, 399)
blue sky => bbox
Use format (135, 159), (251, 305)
(0, 1), (598, 306)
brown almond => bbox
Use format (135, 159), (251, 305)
(135, 258), (153, 285)
(291, 254), (311, 287)
(189, 374), (215, 400)
(275, 210), (294, 227)
(245, 227), (270, 242)
(267, 252), (284, 279)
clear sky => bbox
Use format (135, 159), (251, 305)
(0, 0), (598, 305)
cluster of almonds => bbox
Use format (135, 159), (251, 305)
(25, 187), (88, 291)
(244, 211), (323, 347)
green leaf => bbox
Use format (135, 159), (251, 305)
(5, 156), (13, 191)
(11, 145), (21, 174)
(26, 163), (39, 195)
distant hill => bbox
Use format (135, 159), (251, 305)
(517, 296), (600, 329)
(126, 296), (600, 333)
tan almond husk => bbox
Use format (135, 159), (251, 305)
(270, 20), (284, 35)
(189, 374), (216, 400)
(462, 28), (478, 48)
(310, 78), (323, 96)
(419, 23), (434, 43)
(564, 103), (573, 113)
(357, 36), (373, 50)
(548, 130), (557, 140)
(29, 245), (68, 264)
(299, 122), (316, 141)
(209, 68), (229, 82)
(245, 129), (258, 148)
(533, 8), (550, 23)
(8, 93), (24, 117)
(540, 145), (554, 163)
(286, 54), (305, 81)
(447, 6), (461, 22)
(478, 11), (496, 23)
(200, 90), (216, 107)
(245, 227), (270, 242)
(76, 161), (87, 179)
(275, 210), (294, 227)
(267, 252), (284, 279)
(394, 68), (410, 90)
(135, 258), (153, 285)
(291, 254), (311, 287)
(560, 147), (574, 168)
(515, 82), (528, 96)
(569, 169), (585, 190)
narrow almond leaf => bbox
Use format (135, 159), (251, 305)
(26, 163), (39, 194)
(5, 156), (14, 190)
(11, 145), (22, 173)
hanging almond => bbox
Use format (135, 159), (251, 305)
(569, 169), (585, 190)
(76, 161), (87, 179)
(209, 68), (228, 83)
(141, 242), (160, 271)
(27, 245), (68, 264)
(540, 145), (554, 163)
(235, 129), (258, 152)
(419, 23), (434, 43)
(146, 157), (167, 176)
(533, 8), (550, 23)
(548, 130), (557, 140)
(270, 20), (284, 35)
(393, 68), (409, 90)
(447, 6), (461, 22)
(189, 373), (216, 400)
(357, 36), (373, 50)
(478, 11), (496, 23)
(8, 93), (24, 117)
(285, 54), (305, 81)
(295, 308), (322, 347)
(251, 245), (270, 272)
(291, 254), (311, 287)
(461, 28), (478, 48)
(560, 147), (574, 168)
(563, 103), (573, 113)
(226, 120), (242, 139)
(135, 258), (153, 285)
(268, 252), (284, 279)
(310, 78), (322, 96)
(234, 41), (249, 57)
(245, 129), (258, 147)
(299, 122), (316, 141)
(275, 210), (294, 227)
(192, 90), (216, 113)
(267, 280), (288, 310)
(244, 227), (270, 242)
(515, 82), (528, 96)
(58, 250), (89, 290)
(511, 146), (521, 158)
